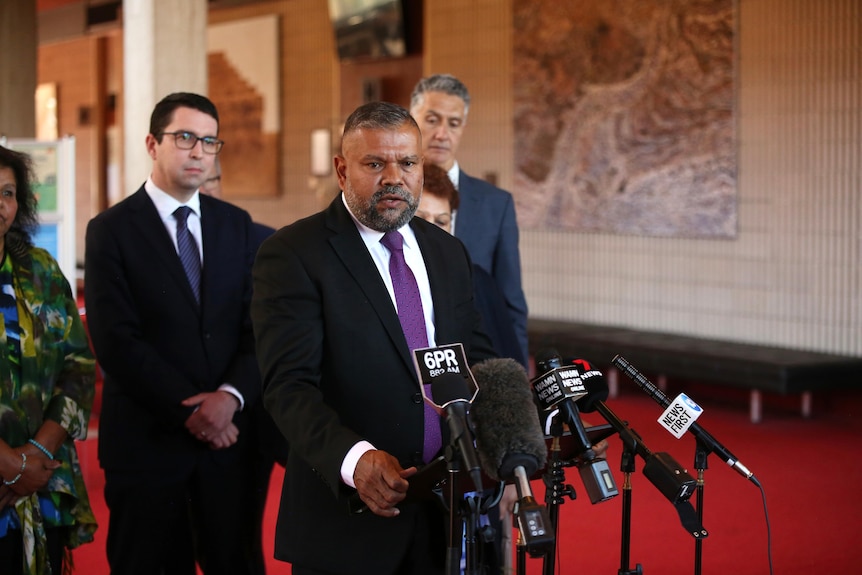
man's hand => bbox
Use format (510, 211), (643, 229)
(353, 450), (417, 518)
(205, 422), (239, 450)
(592, 438), (609, 459)
(182, 390), (240, 441)
(500, 483), (518, 515)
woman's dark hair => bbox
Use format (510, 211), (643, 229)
(0, 145), (39, 259)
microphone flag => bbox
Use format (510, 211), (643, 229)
(412, 343), (478, 414)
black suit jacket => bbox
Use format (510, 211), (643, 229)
(249, 220), (289, 466)
(84, 187), (260, 478)
(251, 196), (496, 573)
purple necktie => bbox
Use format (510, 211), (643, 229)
(174, 206), (201, 303)
(380, 230), (441, 463)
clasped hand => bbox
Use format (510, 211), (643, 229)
(0, 448), (60, 509)
(182, 390), (240, 449)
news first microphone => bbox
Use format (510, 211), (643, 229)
(612, 355), (761, 488)
(470, 358), (555, 557)
(570, 359), (696, 502)
(571, 360), (707, 538)
(532, 349), (619, 504)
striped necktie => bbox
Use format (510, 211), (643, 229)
(174, 206), (201, 303)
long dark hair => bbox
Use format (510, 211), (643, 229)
(0, 145), (39, 259)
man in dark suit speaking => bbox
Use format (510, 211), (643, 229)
(251, 101), (496, 574)
(410, 74), (529, 369)
(84, 92), (261, 574)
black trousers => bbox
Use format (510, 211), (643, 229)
(104, 454), (258, 575)
(0, 526), (65, 573)
(290, 500), (445, 575)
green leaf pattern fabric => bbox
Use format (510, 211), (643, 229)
(0, 247), (97, 575)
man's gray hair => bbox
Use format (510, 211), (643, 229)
(410, 74), (471, 115)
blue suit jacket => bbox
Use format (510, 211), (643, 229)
(454, 169), (529, 367)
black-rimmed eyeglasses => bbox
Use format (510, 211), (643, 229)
(160, 131), (224, 155)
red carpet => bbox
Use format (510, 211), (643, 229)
(71, 384), (862, 574)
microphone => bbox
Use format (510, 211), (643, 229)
(612, 355), (761, 487)
(532, 349), (619, 504)
(569, 358), (609, 413)
(430, 372), (484, 494)
(470, 357), (554, 557)
(570, 358), (707, 539)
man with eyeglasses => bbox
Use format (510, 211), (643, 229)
(84, 92), (262, 575)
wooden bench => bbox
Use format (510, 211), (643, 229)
(528, 318), (862, 423)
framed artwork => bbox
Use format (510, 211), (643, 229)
(207, 14), (281, 198)
(513, 0), (737, 239)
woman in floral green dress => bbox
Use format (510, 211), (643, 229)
(0, 145), (97, 574)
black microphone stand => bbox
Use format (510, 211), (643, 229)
(463, 491), (480, 575)
(617, 434), (643, 575)
(444, 444), (463, 575)
(516, 529), (528, 575)
(594, 399), (707, 574)
(442, 445), (487, 575)
(542, 417), (577, 575)
(693, 441), (709, 575)
(595, 402), (648, 575)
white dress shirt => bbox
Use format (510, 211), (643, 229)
(338, 193), (436, 486)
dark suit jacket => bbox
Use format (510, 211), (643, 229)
(249, 220), (289, 467)
(455, 170), (529, 367)
(251, 196), (497, 573)
(84, 187), (260, 478)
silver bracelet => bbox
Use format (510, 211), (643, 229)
(2, 452), (27, 486)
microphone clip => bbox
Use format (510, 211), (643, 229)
(642, 452), (697, 505)
(513, 496), (555, 557)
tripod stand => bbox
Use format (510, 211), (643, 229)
(594, 399), (708, 574)
(510, 422), (619, 574)
(539, 420), (579, 575)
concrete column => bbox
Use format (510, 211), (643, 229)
(0, 0), (37, 138)
(122, 0), (208, 195)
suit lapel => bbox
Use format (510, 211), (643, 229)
(198, 197), (224, 312)
(325, 199), (418, 374)
(454, 170), (480, 245)
(413, 222), (454, 343)
(129, 189), (201, 310)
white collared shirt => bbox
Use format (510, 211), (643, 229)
(144, 178), (204, 266)
(341, 194), (437, 346)
(447, 162), (460, 234)
(338, 193), (437, 486)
